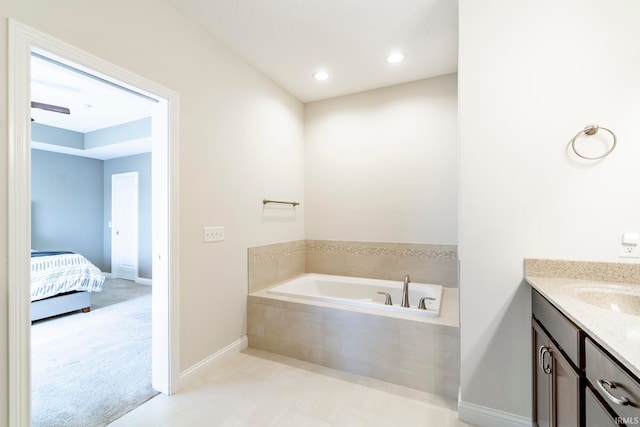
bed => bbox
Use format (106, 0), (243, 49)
(31, 250), (106, 321)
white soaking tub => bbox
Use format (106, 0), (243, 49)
(267, 273), (443, 317)
(248, 273), (459, 397)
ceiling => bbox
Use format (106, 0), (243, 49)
(167, 0), (458, 103)
(31, 54), (153, 134)
(30, 1), (458, 158)
(30, 52), (154, 159)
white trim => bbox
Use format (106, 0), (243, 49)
(179, 337), (249, 388)
(457, 399), (533, 427)
(135, 277), (153, 286)
(8, 19), (34, 427)
(8, 19), (181, 424)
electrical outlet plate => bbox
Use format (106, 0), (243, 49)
(203, 226), (224, 243)
(619, 233), (640, 258)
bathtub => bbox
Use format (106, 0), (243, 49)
(267, 273), (442, 317)
(248, 273), (459, 397)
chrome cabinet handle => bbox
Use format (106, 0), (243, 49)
(597, 379), (630, 406)
(538, 346), (545, 371)
(538, 346), (552, 375)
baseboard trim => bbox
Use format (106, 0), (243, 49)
(458, 398), (532, 427)
(178, 336), (248, 387)
(103, 274), (152, 286)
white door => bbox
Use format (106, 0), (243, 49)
(112, 172), (139, 280)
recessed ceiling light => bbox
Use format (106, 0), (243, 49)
(386, 52), (406, 64)
(313, 71), (330, 81)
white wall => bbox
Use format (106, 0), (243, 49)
(305, 75), (458, 244)
(0, 1), (304, 421)
(459, 0), (640, 423)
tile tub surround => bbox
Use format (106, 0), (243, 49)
(247, 286), (460, 398)
(306, 240), (458, 287)
(248, 240), (459, 292)
(248, 240), (306, 293)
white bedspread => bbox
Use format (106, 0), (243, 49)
(31, 253), (106, 301)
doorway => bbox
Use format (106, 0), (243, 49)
(8, 20), (180, 425)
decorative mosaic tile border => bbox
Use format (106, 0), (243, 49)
(525, 258), (640, 285)
(305, 240), (458, 260)
(249, 240), (306, 264)
(249, 240), (458, 264)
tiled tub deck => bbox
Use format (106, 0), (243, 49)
(248, 282), (460, 398)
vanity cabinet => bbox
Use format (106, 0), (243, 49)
(585, 386), (618, 427)
(532, 287), (640, 427)
(585, 337), (640, 426)
(532, 292), (582, 427)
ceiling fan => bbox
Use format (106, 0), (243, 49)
(31, 101), (70, 115)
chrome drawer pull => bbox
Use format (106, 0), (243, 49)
(538, 346), (552, 375)
(537, 346), (545, 371)
(597, 379), (630, 406)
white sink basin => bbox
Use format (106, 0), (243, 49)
(572, 285), (640, 316)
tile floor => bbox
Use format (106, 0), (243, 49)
(109, 348), (474, 427)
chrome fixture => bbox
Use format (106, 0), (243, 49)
(401, 274), (410, 308)
(571, 124), (617, 160)
(377, 292), (393, 305)
(418, 296), (436, 310)
(263, 199), (300, 207)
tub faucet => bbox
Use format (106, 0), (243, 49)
(418, 297), (436, 310)
(401, 274), (410, 308)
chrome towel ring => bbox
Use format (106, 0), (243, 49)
(571, 124), (617, 160)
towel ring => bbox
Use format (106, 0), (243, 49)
(571, 125), (616, 160)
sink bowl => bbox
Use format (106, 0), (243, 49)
(573, 287), (640, 316)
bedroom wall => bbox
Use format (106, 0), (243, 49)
(31, 149), (105, 269)
(103, 153), (152, 280)
(0, 2), (304, 418)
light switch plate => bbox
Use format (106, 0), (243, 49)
(203, 226), (224, 242)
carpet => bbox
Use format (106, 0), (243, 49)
(31, 279), (158, 427)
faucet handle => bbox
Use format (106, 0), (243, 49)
(377, 292), (393, 305)
(418, 297), (436, 310)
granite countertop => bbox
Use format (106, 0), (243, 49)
(526, 274), (640, 379)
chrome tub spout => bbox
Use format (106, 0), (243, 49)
(401, 274), (410, 308)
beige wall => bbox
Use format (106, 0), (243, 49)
(459, 0), (640, 423)
(0, 16), (8, 427)
(304, 75), (458, 244)
(0, 1), (305, 423)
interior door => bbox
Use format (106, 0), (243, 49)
(112, 172), (139, 280)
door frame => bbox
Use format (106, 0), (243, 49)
(111, 172), (140, 280)
(8, 19), (181, 426)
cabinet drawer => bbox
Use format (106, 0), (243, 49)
(586, 337), (640, 421)
(585, 386), (618, 427)
(532, 289), (583, 368)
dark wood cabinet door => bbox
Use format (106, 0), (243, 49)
(550, 339), (580, 427)
(533, 322), (552, 427)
